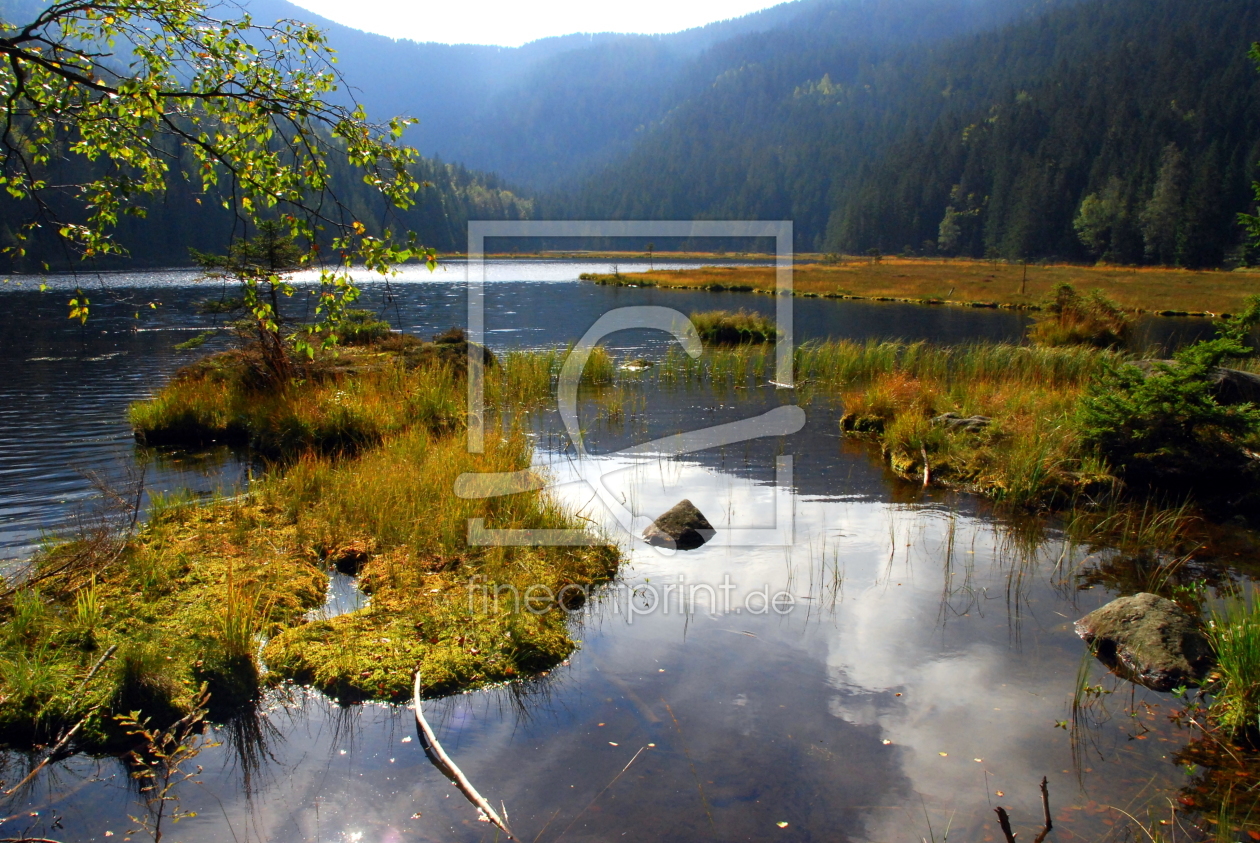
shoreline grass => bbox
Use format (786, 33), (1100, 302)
(616, 257), (1260, 317)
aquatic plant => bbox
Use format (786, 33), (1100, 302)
(1205, 589), (1260, 740)
(689, 309), (778, 345)
(130, 337), (511, 455)
(332, 309), (393, 345)
(1028, 284), (1131, 348)
(261, 424), (618, 700)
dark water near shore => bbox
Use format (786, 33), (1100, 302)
(0, 261), (1251, 842)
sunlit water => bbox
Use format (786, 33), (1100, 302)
(0, 262), (1245, 842)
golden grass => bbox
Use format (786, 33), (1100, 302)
(629, 258), (1260, 316)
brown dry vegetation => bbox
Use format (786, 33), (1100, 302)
(629, 258), (1260, 316)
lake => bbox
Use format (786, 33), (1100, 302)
(0, 261), (1247, 842)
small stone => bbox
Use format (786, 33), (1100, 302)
(931, 412), (992, 433)
(643, 499), (715, 550)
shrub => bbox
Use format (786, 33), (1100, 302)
(333, 309), (392, 345)
(1076, 299), (1260, 495)
(1029, 284), (1130, 348)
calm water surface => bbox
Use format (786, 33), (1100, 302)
(0, 262), (1247, 842)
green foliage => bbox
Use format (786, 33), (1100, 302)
(1028, 284), (1131, 348)
(1074, 178), (1126, 259)
(173, 330), (217, 351)
(1076, 299), (1260, 491)
(117, 694), (219, 842)
(0, 0), (418, 262)
(0, 0), (443, 328)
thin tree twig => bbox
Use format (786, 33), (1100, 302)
(411, 673), (516, 841)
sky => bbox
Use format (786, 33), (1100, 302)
(283, 0), (790, 47)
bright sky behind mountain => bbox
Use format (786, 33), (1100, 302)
(284, 0), (789, 47)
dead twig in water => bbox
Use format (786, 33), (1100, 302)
(994, 807), (1017, 843)
(1033, 777), (1054, 843)
(662, 698), (714, 832)
(551, 745), (649, 842)
(411, 673), (516, 841)
(994, 777), (1054, 843)
(4, 644), (118, 796)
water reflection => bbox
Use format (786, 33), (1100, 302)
(1, 440), (1209, 842)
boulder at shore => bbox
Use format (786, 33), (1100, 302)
(643, 500), (715, 550)
(1074, 593), (1214, 691)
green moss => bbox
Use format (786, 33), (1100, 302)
(0, 501), (327, 749)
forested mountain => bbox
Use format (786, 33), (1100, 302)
(3, 0), (1257, 267)
(247, 0), (1030, 188)
(555, 0), (1260, 264)
(0, 154), (531, 271)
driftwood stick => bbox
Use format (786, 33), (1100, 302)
(412, 673), (516, 841)
(994, 807), (1017, 843)
(4, 645), (118, 796)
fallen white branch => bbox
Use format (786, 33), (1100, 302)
(412, 673), (517, 841)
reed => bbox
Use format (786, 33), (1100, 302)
(1205, 589), (1260, 739)
(689, 309), (778, 344)
(1028, 285), (1131, 348)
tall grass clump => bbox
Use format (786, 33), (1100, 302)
(332, 309), (392, 345)
(690, 309), (777, 345)
(1028, 284), (1130, 348)
(130, 337), (486, 454)
(799, 340), (1114, 505)
(1205, 589), (1260, 740)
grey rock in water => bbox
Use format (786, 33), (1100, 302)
(1074, 592), (1214, 691)
(931, 412), (992, 433)
(643, 499), (715, 550)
